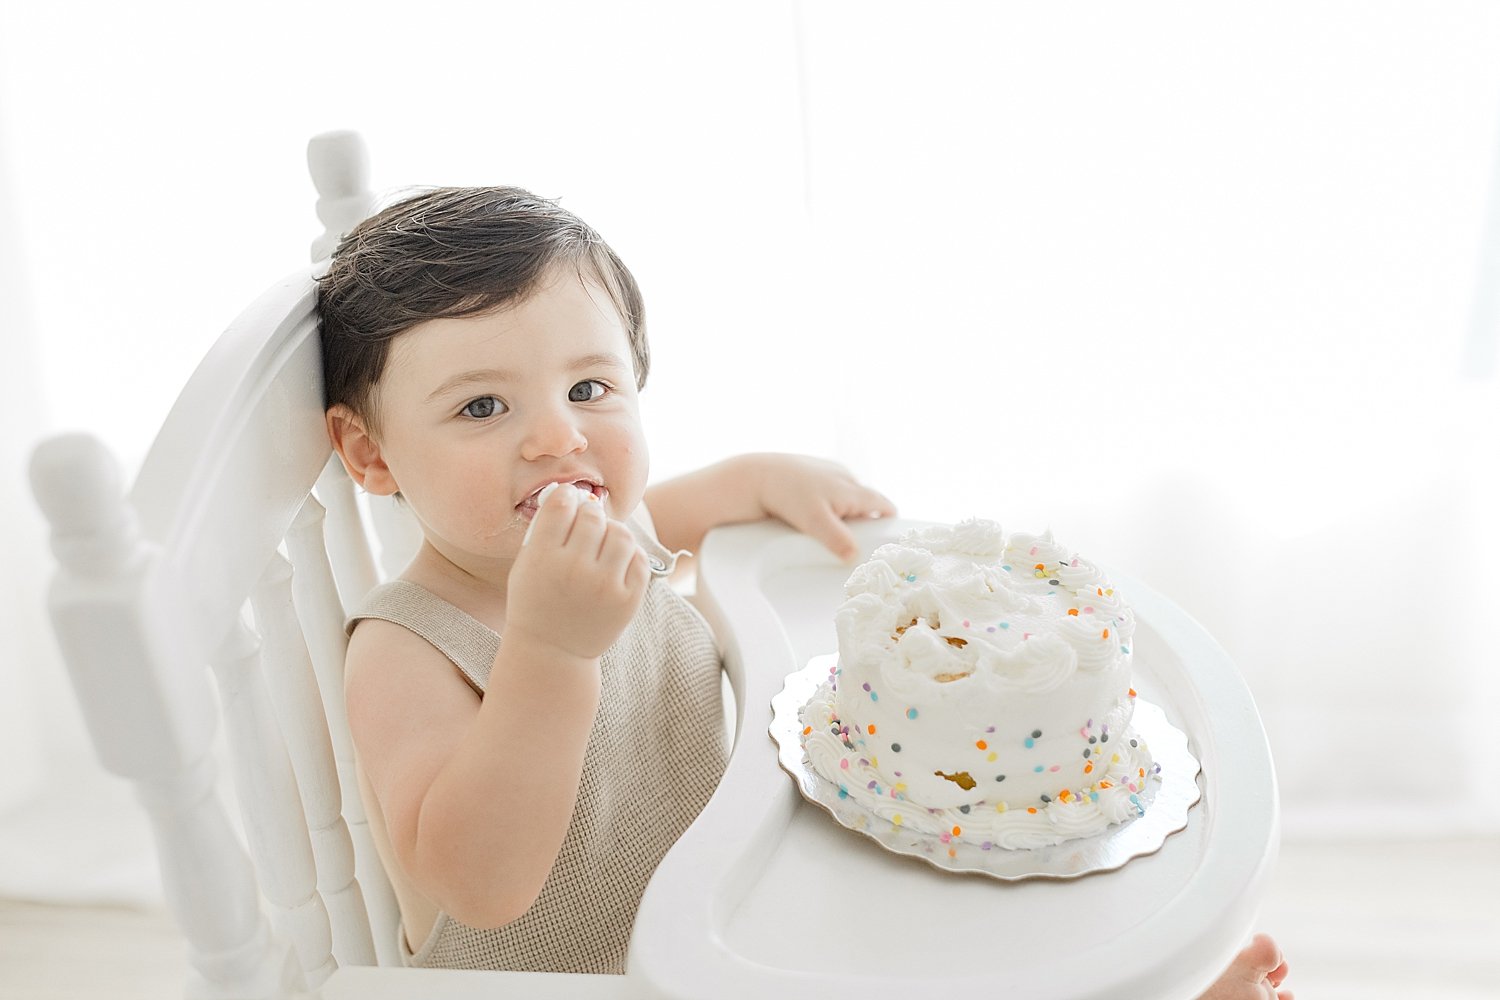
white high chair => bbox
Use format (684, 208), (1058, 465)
(28, 131), (1279, 1000)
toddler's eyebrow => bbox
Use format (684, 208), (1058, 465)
(424, 353), (631, 402)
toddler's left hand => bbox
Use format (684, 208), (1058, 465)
(754, 455), (896, 563)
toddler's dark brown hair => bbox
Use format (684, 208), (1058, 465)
(317, 186), (647, 437)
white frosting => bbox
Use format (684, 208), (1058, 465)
(803, 519), (1158, 849)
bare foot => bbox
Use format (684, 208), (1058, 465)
(1198, 933), (1292, 1000)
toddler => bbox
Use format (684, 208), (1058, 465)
(319, 186), (1290, 998)
(319, 186), (894, 972)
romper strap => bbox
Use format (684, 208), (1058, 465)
(343, 508), (683, 695)
(346, 580), (498, 693)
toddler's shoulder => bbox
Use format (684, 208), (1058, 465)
(345, 616), (480, 712)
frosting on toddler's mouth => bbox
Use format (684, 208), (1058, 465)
(520, 480), (606, 545)
(518, 480), (605, 516)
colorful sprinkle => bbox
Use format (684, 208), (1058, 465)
(906, 708), (918, 720)
(1067, 608), (1079, 616)
(868, 724), (877, 735)
(975, 739), (988, 750)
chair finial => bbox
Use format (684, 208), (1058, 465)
(308, 130), (375, 262)
(29, 433), (140, 574)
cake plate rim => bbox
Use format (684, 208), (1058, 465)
(769, 652), (1203, 882)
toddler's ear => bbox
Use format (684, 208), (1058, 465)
(326, 405), (399, 496)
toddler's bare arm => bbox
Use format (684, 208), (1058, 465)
(346, 485), (650, 928)
(646, 453), (896, 563)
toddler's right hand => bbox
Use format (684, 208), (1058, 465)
(504, 483), (652, 662)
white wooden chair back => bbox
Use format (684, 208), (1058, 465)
(27, 131), (424, 996)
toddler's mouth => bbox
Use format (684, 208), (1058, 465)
(516, 480), (606, 519)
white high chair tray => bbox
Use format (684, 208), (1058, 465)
(325, 518), (1277, 1000)
(632, 518), (1278, 1000)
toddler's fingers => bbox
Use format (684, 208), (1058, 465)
(845, 485), (898, 520)
(562, 491), (608, 551)
(803, 502), (861, 564)
(521, 480), (581, 547)
(622, 543), (652, 594)
(598, 519), (647, 578)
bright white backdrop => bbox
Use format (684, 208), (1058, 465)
(2, 1), (1498, 905)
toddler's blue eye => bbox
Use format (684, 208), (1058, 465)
(462, 396), (503, 419)
(568, 380), (607, 403)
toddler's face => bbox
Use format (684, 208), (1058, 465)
(369, 267), (648, 576)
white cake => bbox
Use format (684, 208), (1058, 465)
(800, 519), (1159, 850)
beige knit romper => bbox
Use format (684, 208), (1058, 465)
(347, 522), (727, 974)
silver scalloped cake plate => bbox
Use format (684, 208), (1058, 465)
(770, 654), (1203, 881)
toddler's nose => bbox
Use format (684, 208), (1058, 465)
(520, 407), (587, 460)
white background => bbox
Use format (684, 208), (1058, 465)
(2, 0), (1499, 904)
